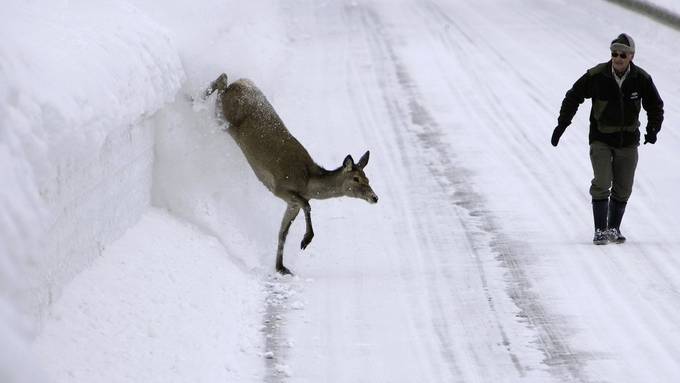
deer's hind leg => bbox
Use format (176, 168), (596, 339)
(276, 204), (300, 275)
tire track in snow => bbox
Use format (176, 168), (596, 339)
(420, 1), (680, 380)
(353, 2), (591, 381)
(347, 6), (469, 380)
(262, 277), (287, 382)
(417, 2), (599, 381)
(262, 275), (310, 382)
(353, 4), (521, 379)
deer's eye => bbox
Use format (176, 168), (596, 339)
(353, 176), (361, 183)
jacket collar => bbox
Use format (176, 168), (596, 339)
(605, 60), (638, 79)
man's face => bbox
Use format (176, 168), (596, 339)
(611, 50), (633, 73)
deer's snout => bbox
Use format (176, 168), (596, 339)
(367, 192), (379, 204)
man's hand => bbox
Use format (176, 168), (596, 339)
(644, 132), (657, 145)
(551, 126), (566, 147)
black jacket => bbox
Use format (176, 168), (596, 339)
(557, 61), (664, 147)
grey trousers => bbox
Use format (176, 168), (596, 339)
(589, 141), (639, 202)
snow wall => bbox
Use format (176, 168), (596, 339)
(1, 0), (289, 380)
(0, 1), (183, 380)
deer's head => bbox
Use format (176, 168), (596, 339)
(340, 151), (378, 204)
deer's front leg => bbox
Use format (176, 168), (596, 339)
(277, 204), (300, 275)
(283, 192), (314, 250)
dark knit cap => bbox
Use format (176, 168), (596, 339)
(610, 33), (635, 53)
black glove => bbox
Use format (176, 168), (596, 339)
(644, 132), (657, 145)
(551, 126), (566, 147)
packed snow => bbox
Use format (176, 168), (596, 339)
(32, 209), (264, 382)
(2, 0), (680, 382)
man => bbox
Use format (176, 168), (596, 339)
(551, 33), (664, 245)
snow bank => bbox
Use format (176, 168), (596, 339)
(132, 0), (292, 271)
(127, 0), (289, 92)
(32, 209), (265, 383)
(3, 0), (293, 380)
(1, 0), (183, 380)
(152, 92), (287, 274)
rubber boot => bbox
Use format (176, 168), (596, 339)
(592, 199), (609, 245)
(607, 199), (627, 243)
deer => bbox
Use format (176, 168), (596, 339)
(204, 73), (379, 275)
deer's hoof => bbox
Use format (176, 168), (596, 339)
(276, 265), (293, 276)
(215, 73), (228, 89)
(301, 233), (314, 250)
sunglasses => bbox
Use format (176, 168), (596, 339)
(611, 51), (628, 59)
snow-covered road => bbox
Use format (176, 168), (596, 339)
(30, 0), (680, 382)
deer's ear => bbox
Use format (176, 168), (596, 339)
(357, 150), (370, 169)
(343, 155), (354, 171)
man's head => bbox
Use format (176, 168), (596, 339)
(610, 33), (635, 73)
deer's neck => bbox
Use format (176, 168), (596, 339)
(306, 167), (345, 200)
